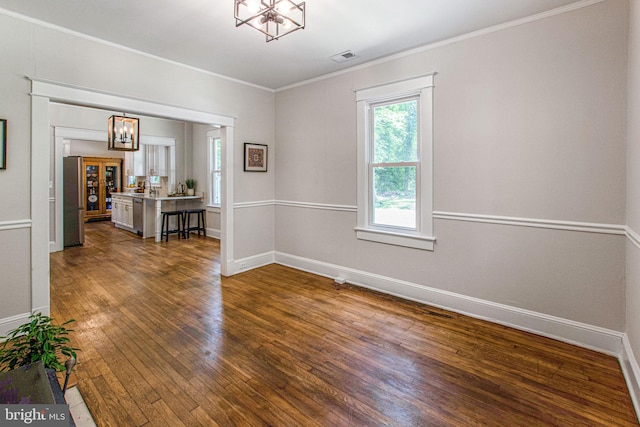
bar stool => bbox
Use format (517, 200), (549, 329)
(161, 210), (184, 242)
(182, 209), (206, 238)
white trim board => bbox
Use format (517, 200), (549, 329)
(228, 251), (276, 276)
(627, 227), (640, 250)
(243, 200), (628, 236)
(621, 335), (640, 421)
(0, 312), (38, 338)
(276, 200), (357, 212)
(31, 79), (235, 126)
(434, 211), (626, 235)
(234, 200), (275, 209)
(0, 219), (32, 231)
(272, 202), (626, 236)
(0, 313), (31, 339)
(274, 251), (623, 356)
(204, 227), (221, 240)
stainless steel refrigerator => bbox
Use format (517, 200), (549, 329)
(63, 156), (85, 247)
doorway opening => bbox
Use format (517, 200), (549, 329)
(31, 78), (235, 316)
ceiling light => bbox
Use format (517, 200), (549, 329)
(246, 0), (261, 13)
(235, 0), (305, 42)
(108, 115), (140, 151)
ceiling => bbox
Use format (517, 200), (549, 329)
(0, 0), (584, 90)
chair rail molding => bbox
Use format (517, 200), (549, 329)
(627, 226), (640, 250)
(433, 211), (626, 235)
(0, 219), (32, 231)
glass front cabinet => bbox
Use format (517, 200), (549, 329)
(83, 157), (122, 221)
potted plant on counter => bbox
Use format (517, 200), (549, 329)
(185, 179), (196, 196)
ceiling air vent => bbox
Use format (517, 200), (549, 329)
(330, 50), (357, 63)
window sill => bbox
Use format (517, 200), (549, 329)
(354, 227), (435, 251)
(206, 205), (221, 213)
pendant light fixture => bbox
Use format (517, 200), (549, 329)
(234, 0), (305, 42)
(108, 115), (140, 151)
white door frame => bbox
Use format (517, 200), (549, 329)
(31, 78), (235, 315)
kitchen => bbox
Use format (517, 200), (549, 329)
(111, 175), (204, 242)
(53, 103), (220, 250)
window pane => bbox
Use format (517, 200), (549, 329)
(214, 139), (221, 170)
(373, 99), (418, 163)
(213, 172), (221, 205)
(372, 166), (416, 229)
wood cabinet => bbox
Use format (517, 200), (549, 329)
(83, 157), (122, 221)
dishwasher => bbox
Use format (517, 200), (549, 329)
(133, 198), (144, 235)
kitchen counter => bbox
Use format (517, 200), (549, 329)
(111, 192), (204, 241)
(111, 192), (202, 201)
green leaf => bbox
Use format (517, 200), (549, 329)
(0, 312), (80, 372)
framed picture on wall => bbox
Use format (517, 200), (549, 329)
(0, 119), (6, 170)
(244, 143), (268, 172)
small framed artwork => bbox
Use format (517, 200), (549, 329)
(0, 119), (6, 170)
(244, 143), (268, 172)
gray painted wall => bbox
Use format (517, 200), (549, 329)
(275, 0), (628, 330)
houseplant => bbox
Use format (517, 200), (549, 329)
(0, 312), (78, 373)
(185, 178), (196, 196)
(0, 312), (79, 403)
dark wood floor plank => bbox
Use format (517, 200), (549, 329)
(189, 406), (222, 427)
(49, 221), (639, 426)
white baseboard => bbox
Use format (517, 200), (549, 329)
(226, 251), (275, 276)
(0, 312), (33, 338)
(206, 227), (220, 240)
(0, 305), (54, 339)
(621, 335), (640, 420)
(274, 251), (624, 356)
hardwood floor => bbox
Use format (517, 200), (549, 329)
(50, 221), (638, 426)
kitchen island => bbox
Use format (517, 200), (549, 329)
(111, 192), (204, 242)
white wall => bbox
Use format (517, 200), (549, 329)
(0, 14), (38, 321)
(275, 0), (628, 333)
(68, 140), (125, 158)
(0, 10), (274, 331)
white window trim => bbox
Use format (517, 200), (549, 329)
(355, 73), (436, 251)
(207, 129), (222, 208)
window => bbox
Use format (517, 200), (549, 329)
(207, 130), (221, 207)
(355, 74), (435, 250)
(371, 97), (419, 229)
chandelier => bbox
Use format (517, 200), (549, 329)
(234, 0), (305, 42)
(108, 115), (140, 151)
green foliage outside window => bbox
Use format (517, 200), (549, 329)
(373, 99), (418, 214)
